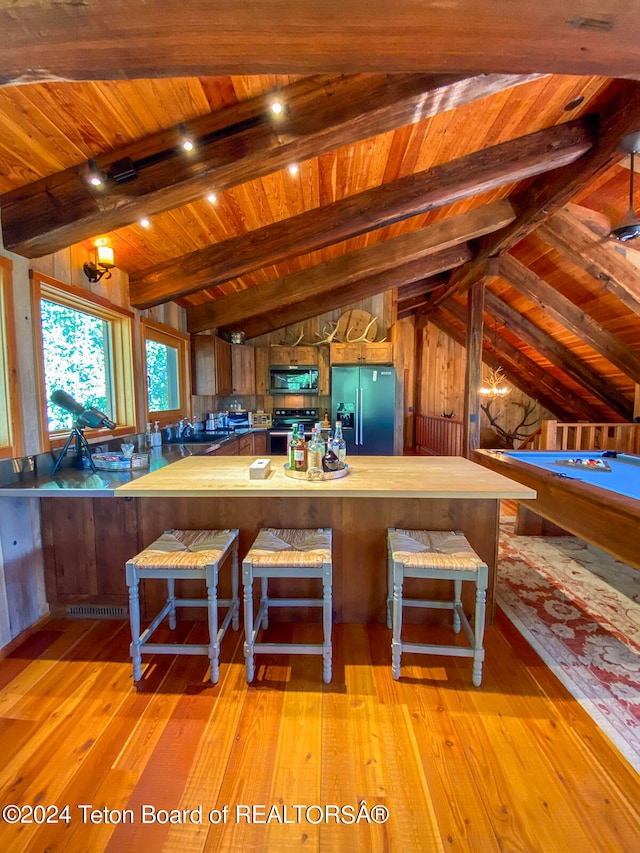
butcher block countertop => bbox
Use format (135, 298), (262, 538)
(115, 455), (536, 500)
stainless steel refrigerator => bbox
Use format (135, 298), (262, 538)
(331, 366), (396, 455)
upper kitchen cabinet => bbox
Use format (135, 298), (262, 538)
(231, 344), (256, 395)
(192, 335), (232, 396)
(254, 346), (270, 395)
(270, 345), (318, 365)
(330, 342), (394, 364)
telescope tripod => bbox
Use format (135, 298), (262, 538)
(52, 425), (96, 475)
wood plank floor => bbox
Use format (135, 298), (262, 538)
(0, 613), (638, 852)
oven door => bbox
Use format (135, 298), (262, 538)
(267, 430), (289, 456)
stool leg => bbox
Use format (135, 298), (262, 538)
(453, 578), (462, 634)
(243, 568), (255, 683)
(386, 540), (393, 630)
(207, 571), (220, 684)
(260, 577), (269, 630)
(167, 577), (177, 630)
(391, 561), (403, 680)
(127, 568), (142, 682)
(472, 581), (487, 688)
(322, 563), (332, 684)
(231, 540), (240, 631)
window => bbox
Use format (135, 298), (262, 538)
(142, 319), (190, 425)
(32, 272), (137, 447)
(0, 257), (21, 459)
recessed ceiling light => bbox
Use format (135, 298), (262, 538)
(140, 218), (150, 228)
(179, 122), (195, 152)
(207, 193), (218, 203)
(288, 163), (299, 176)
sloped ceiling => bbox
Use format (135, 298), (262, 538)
(2, 2), (640, 424)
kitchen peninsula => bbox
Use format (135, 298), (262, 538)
(112, 455), (534, 623)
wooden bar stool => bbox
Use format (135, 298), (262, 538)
(125, 528), (239, 684)
(242, 528), (333, 684)
(387, 528), (488, 686)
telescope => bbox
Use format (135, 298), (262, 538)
(50, 390), (116, 473)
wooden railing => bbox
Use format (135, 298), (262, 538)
(415, 414), (463, 456)
(535, 420), (640, 453)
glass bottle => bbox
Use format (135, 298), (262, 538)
(332, 420), (347, 464)
(308, 428), (323, 470)
(293, 428), (308, 472)
(288, 424), (298, 468)
(322, 444), (341, 472)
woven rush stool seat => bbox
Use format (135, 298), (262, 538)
(125, 528), (239, 684)
(242, 528), (333, 684)
(387, 528), (488, 687)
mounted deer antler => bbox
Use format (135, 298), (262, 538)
(480, 399), (539, 449)
(346, 317), (386, 343)
(279, 328), (305, 346)
(312, 322), (340, 345)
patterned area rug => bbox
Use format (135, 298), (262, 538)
(497, 518), (640, 773)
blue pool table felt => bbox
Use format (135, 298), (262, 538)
(503, 451), (640, 502)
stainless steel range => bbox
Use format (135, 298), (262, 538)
(268, 408), (318, 455)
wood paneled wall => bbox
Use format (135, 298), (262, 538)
(419, 321), (551, 447)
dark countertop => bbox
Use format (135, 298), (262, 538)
(0, 429), (267, 498)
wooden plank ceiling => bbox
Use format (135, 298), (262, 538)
(2, 3), (640, 424)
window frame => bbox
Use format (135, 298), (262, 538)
(31, 271), (139, 450)
(141, 318), (191, 427)
(0, 257), (22, 459)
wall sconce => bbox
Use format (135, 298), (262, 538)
(84, 244), (115, 283)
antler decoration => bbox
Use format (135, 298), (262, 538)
(346, 317), (385, 343)
(279, 328), (305, 346)
(481, 399), (539, 448)
(313, 322), (341, 345)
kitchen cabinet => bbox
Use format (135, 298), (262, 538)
(231, 344), (256, 395)
(213, 436), (239, 455)
(270, 345), (317, 366)
(317, 344), (330, 396)
(192, 335), (232, 396)
(238, 434), (252, 455)
(330, 341), (393, 365)
(254, 346), (270, 395)
(252, 431), (267, 455)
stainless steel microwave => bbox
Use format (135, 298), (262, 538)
(269, 366), (319, 395)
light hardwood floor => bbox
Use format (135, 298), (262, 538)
(0, 611), (638, 852)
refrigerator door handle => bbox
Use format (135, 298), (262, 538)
(354, 387), (360, 445)
(359, 387), (364, 445)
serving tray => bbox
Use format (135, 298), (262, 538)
(284, 463), (349, 481)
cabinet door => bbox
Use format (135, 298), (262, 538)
(255, 346), (270, 395)
(252, 431), (267, 455)
(363, 342), (393, 364)
(330, 343), (362, 364)
(192, 335), (230, 395)
(215, 437), (239, 455)
(231, 345), (256, 395)
(317, 344), (330, 395)
(292, 346), (318, 365)
(214, 337), (233, 395)
(238, 434), (252, 455)
(269, 345), (292, 365)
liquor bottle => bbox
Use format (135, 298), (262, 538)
(308, 428), (323, 470)
(314, 422), (327, 458)
(332, 420), (347, 464)
(288, 424), (298, 468)
(322, 445), (342, 472)
(293, 428), (308, 472)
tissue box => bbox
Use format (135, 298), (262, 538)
(249, 458), (271, 479)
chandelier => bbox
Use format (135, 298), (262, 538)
(479, 366), (510, 397)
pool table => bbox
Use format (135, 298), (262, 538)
(474, 449), (640, 570)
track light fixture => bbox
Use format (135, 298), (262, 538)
(83, 243), (115, 283)
(179, 122), (195, 152)
(86, 158), (106, 188)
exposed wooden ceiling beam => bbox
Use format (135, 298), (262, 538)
(2, 3), (640, 82)
(538, 204), (640, 314)
(500, 253), (640, 386)
(130, 117), (591, 308)
(186, 199), (514, 333)
(1, 72), (536, 259)
(232, 246), (473, 340)
(427, 308), (577, 422)
(441, 298), (598, 421)
(438, 80), (640, 302)
(484, 290), (632, 420)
